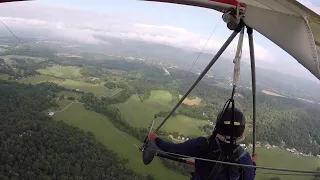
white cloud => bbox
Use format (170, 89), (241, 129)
(0, 1), (273, 63)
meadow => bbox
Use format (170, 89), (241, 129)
(19, 75), (108, 96)
(53, 100), (187, 180)
(37, 66), (82, 79)
(0, 74), (10, 80)
(253, 147), (320, 180)
(179, 94), (202, 106)
(2, 55), (47, 64)
(114, 90), (208, 136)
(99, 88), (123, 98)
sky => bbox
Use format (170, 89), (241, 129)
(0, 0), (320, 81)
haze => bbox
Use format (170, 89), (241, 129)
(0, 0), (319, 82)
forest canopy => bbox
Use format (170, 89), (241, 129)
(0, 81), (154, 180)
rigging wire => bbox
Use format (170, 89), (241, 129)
(185, 18), (222, 78)
(141, 145), (320, 175)
(0, 19), (24, 45)
(157, 18), (222, 98)
(256, 171), (319, 177)
(3, 16), (320, 176)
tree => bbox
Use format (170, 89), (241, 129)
(0, 80), (154, 180)
(105, 81), (118, 89)
(67, 97), (75, 101)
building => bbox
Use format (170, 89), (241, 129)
(264, 143), (271, 149)
(48, 112), (55, 116)
(240, 144), (246, 148)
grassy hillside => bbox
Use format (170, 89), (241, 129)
(53, 101), (188, 180)
(150, 90), (172, 102)
(114, 90), (208, 136)
(254, 147), (320, 180)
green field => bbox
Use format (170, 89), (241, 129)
(1, 55), (47, 64)
(18, 75), (59, 84)
(53, 101), (187, 180)
(150, 90), (172, 103)
(57, 91), (82, 99)
(0, 74), (10, 80)
(37, 66), (82, 79)
(114, 90), (207, 136)
(253, 147), (320, 180)
(157, 115), (208, 136)
(19, 75), (108, 96)
(54, 99), (73, 111)
(99, 88), (123, 98)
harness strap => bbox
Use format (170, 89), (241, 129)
(205, 151), (225, 180)
(200, 137), (247, 180)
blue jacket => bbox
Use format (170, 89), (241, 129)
(155, 137), (256, 180)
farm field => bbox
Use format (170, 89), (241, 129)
(0, 74), (10, 80)
(19, 75), (108, 96)
(37, 66), (82, 79)
(150, 90), (172, 103)
(53, 101), (187, 180)
(114, 90), (207, 136)
(179, 94), (202, 106)
(57, 91), (82, 99)
(156, 115), (208, 136)
(1, 55), (47, 64)
(99, 88), (123, 98)
(262, 90), (286, 97)
(253, 147), (320, 180)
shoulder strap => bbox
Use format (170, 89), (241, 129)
(205, 151), (225, 180)
(204, 140), (247, 180)
(233, 146), (246, 161)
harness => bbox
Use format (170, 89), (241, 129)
(192, 136), (247, 180)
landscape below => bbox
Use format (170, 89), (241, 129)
(0, 42), (320, 180)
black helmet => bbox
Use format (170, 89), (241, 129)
(215, 107), (245, 139)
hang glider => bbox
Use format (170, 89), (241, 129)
(0, 0), (24, 3)
(144, 0), (320, 80)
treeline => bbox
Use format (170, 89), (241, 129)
(2, 45), (56, 58)
(191, 81), (320, 155)
(160, 159), (193, 177)
(80, 93), (149, 142)
(0, 80), (154, 180)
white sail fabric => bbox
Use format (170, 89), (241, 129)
(145, 0), (320, 80)
(239, 0), (320, 80)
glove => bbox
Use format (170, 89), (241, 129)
(148, 132), (159, 142)
(252, 153), (257, 163)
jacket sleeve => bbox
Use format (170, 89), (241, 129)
(155, 137), (206, 157)
(239, 153), (256, 180)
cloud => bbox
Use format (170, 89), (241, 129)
(0, 1), (274, 63)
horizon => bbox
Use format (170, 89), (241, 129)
(0, 0), (319, 82)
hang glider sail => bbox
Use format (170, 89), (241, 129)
(145, 0), (320, 80)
